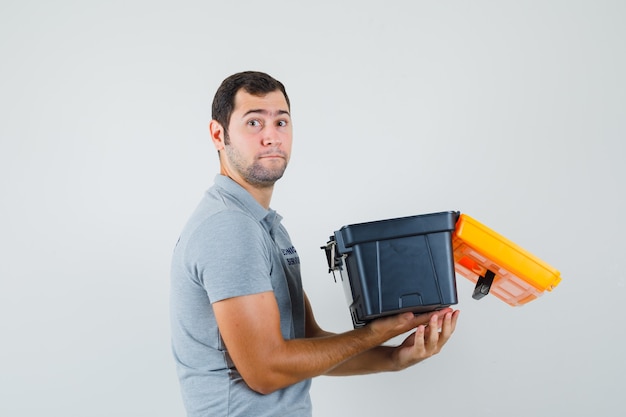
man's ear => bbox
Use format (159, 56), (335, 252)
(209, 120), (225, 151)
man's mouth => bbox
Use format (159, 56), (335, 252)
(258, 151), (287, 160)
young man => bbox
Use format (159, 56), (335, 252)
(170, 71), (460, 416)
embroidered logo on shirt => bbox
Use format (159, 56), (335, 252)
(281, 246), (301, 266)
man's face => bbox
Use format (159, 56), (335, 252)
(221, 89), (292, 188)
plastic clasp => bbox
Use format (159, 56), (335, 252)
(321, 238), (342, 282)
(472, 269), (496, 300)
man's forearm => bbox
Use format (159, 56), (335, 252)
(246, 325), (400, 394)
(323, 345), (399, 376)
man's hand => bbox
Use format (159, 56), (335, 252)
(388, 309), (460, 370)
(323, 308), (461, 376)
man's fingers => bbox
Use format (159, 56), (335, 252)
(437, 311), (460, 346)
(426, 314), (440, 346)
(420, 310), (460, 352)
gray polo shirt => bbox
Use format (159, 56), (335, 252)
(170, 175), (312, 417)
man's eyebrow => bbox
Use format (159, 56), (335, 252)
(242, 109), (291, 117)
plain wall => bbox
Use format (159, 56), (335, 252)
(1, 1), (624, 416)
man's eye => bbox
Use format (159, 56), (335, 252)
(277, 120), (288, 127)
(248, 120), (261, 127)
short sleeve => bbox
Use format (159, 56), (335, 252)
(183, 210), (273, 303)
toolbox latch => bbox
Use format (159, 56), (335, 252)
(472, 269), (496, 300)
(321, 238), (343, 282)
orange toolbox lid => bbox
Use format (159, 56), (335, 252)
(453, 214), (562, 306)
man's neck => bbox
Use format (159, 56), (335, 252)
(243, 183), (274, 210)
(220, 172), (274, 209)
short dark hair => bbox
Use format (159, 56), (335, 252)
(211, 71), (290, 133)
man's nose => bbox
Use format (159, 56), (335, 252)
(262, 126), (282, 146)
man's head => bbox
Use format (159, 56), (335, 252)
(209, 71), (293, 193)
(212, 71), (290, 144)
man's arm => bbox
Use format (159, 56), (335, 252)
(213, 291), (459, 394)
(303, 293), (460, 376)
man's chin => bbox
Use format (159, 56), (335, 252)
(245, 167), (287, 187)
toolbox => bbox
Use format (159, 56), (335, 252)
(322, 211), (561, 328)
(322, 211), (460, 328)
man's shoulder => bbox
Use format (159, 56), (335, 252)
(186, 199), (260, 241)
(175, 181), (268, 255)
(174, 202), (270, 272)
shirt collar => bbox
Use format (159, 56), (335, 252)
(213, 174), (283, 236)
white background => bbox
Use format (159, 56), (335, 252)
(1, 1), (624, 416)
